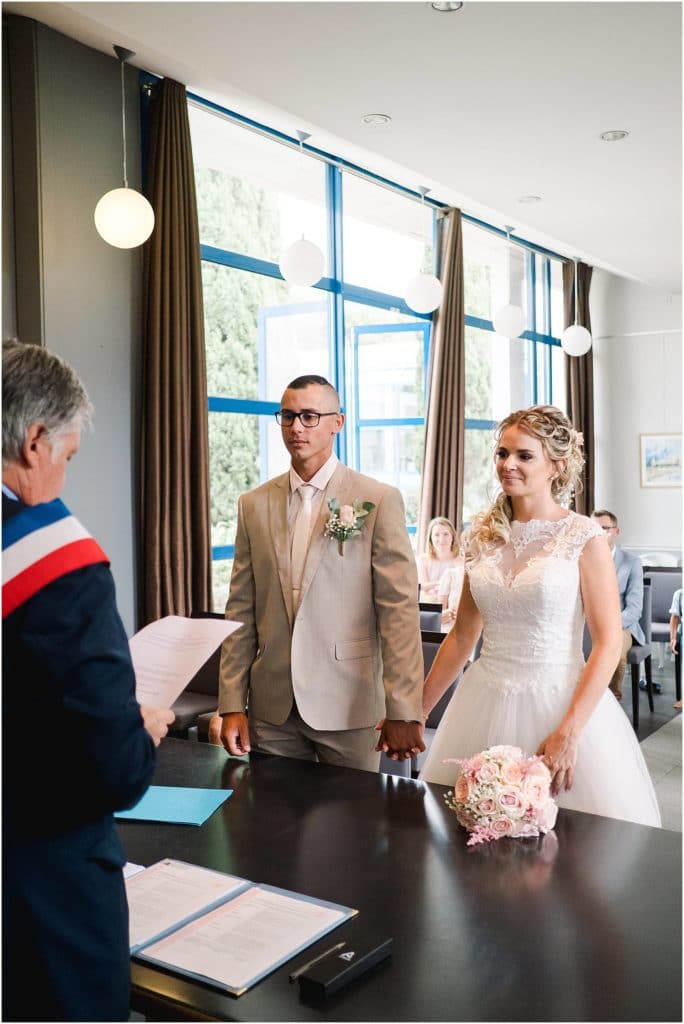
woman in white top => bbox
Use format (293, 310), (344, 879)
(438, 560), (466, 630)
(417, 517), (461, 601)
(419, 405), (660, 828)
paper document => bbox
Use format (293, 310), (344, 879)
(130, 614), (241, 708)
(138, 884), (351, 994)
(126, 858), (248, 951)
(123, 862), (146, 880)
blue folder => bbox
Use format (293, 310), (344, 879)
(115, 786), (232, 826)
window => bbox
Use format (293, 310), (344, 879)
(188, 97), (566, 609)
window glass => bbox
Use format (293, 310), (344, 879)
(463, 222), (526, 324)
(550, 345), (567, 413)
(465, 326), (531, 422)
(203, 263), (330, 403)
(359, 426), (423, 529)
(212, 559), (233, 614)
(190, 103), (328, 269)
(342, 173), (431, 294)
(463, 427), (497, 526)
(550, 258), (565, 339)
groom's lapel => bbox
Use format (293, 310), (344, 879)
(270, 473), (294, 628)
(298, 463), (352, 601)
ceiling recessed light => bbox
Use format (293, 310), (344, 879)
(517, 195), (542, 204)
(600, 130), (629, 142)
(431, 1), (464, 10)
(361, 113), (392, 126)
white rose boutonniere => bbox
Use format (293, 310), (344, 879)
(325, 497), (375, 553)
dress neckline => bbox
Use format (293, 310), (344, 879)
(511, 511), (573, 528)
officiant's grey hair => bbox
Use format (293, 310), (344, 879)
(2, 339), (92, 465)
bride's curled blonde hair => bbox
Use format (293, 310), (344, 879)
(465, 405), (585, 563)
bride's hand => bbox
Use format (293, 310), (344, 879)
(536, 728), (579, 795)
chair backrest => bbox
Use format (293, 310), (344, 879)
(584, 580), (652, 658)
(643, 567), (682, 624)
(419, 602), (443, 632)
(187, 611), (225, 696)
(421, 630), (460, 729)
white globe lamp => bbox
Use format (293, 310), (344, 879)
(492, 302), (526, 338)
(562, 258), (592, 357)
(94, 187), (155, 248)
(279, 237), (325, 288)
(95, 45), (155, 250)
(404, 272), (443, 314)
(561, 323), (592, 356)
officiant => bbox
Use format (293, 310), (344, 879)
(2, 339), (174, 1022)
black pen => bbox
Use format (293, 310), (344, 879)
(288, 941), (347, 982)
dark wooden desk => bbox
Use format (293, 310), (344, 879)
(119, 739), (681, 1022)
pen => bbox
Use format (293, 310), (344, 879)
(288, 941), (347, 982)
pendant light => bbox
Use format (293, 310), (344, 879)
(278, 131), (325, 288)
(561, 259), (592, 356)
(492, 226), (526, 338)
(403, 187), (443, 314)
(94, 45), (155, 249)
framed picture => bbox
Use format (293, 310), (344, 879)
(639, 434), (682, 488)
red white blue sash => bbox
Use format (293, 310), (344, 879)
(2, 499), (109, 618)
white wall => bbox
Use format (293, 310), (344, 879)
(591, 269), (682, 554)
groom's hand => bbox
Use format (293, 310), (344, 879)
(220, 712), (252, 756)
(376, 719), (425, 761)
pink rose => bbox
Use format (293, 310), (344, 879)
(525, 758), (552, 782)
(339, 504), (356, 525)
(523, 776), (549, 806)
(535, 799), (558, 832)
(497, 787), (526, 819)
(467, 755), (484, 774)
(500, 759), (524, 785)
(488, 744), (523, 760)
(476, 762), (498, 784)
(476, 797), (497, 816)
(490, 816), (513, 837)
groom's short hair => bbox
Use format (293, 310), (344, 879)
(286, 374), (340, 409)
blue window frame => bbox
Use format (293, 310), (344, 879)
(177, 86), (566, 576)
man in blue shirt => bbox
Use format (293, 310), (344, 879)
(591, 509), (647, 700)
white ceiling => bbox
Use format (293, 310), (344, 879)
(6, 1), (682, 293)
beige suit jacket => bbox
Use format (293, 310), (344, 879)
(218, 463), (423, 730)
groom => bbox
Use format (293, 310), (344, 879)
(216, 374), (424, 770)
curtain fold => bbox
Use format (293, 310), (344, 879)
(418, 208), (465, 552)
(140, 78), (212, 624)
(563, 260), (595, 515)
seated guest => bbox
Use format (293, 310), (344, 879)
(591, 509), (648, 700)
(417, 517), (461, 600)
(670, 588), (682, 710)
(2, 339), (174, 1022)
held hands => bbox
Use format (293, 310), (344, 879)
(536, 727), (579, 796)
(220, 712), (251, 756)
(375, 719), (425, 761)
(140, 705), (175, 747)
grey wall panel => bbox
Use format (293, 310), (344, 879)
(6, 15), (142, 634)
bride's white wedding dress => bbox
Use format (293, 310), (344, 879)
(419, 513), (661, 828)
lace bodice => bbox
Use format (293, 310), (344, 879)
(467, 512), (603, 695)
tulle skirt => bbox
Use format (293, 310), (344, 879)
(419, 659), (661, 828)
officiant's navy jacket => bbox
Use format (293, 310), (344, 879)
(2, 494), (155, 1022)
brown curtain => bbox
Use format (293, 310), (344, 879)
(563, 261), (594, 515)
(418, 208), (465, 552)
(140, 78), (212, 623)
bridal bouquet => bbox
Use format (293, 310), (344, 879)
(444, 745), (558, 846)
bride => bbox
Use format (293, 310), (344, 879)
(419, 405), (661, 828)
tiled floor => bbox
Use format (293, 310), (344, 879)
(641, 714), (682, 832)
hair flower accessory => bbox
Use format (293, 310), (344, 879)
(325, 498), (375, 551)
(443, 745), (558, 846)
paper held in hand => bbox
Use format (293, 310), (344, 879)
(129, 614), (241, 709)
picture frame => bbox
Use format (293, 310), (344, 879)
(639, 434), (682, 488)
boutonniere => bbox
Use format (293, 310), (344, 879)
(324, 498), (375, 553)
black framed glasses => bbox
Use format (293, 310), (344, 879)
(275, 410), (338, 428)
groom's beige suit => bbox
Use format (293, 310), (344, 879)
(218, 461), (424, 755)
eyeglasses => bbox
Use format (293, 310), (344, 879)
(275, 410), (338, 428)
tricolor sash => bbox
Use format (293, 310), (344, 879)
(2, 499), (109, 618)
